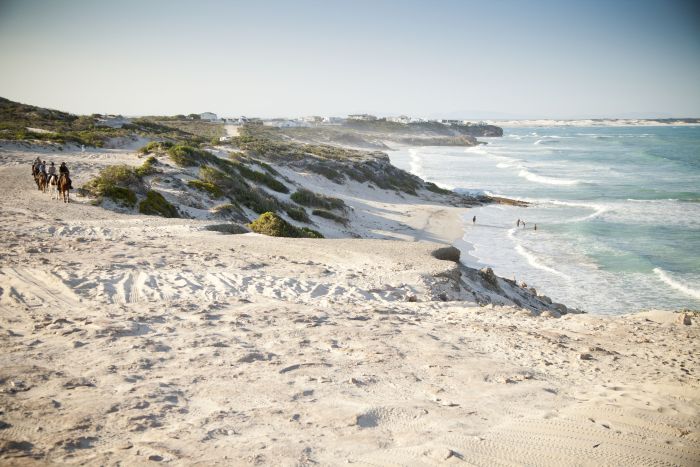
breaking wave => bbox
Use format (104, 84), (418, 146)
(653, 268), (700, 300)
(518, 169), (580, 186)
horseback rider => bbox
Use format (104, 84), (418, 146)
(59, 162), (73, 189)
(32, 157), (41, 176)
(39, 160), (47, 176)
(47, 162), (57, 184)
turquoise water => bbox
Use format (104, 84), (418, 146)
(389, 126), (700, 314)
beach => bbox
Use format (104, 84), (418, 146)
(389, 125), (700, 314)
(1, 142), (699, 465)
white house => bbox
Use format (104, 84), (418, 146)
(387, 115), (411, 124)
(263, 119), (309, 128)
(199, 112), (218, 121)
(322, 116), (344, 125)
(347, 114), (377, 121)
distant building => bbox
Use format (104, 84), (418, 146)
(200, 112), (218, 121)
(301, 116), (323, 124)
(264, 119), (309, 128)
(387, 115), (411, 124)
(347, 114), (377, 121)
(322, 116), (344, 125)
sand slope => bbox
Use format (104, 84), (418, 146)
(1, 144), (699, 466)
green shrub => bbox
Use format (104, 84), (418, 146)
(204, 223), (248, 234)
(258, 161), (279, 175)
(290, 189), (345, 210)
(104, 186), (137, 207)
(167, 144), (216, 167)
(425, 182), (452, 195)
(248, 212), (323, 238)
(312, 209), (347, 225)
(138, 190), (179, 218)
(284, 206), (309, 223)
(236, 163), (289, 193)
(135, 156), (159, 177)
(139, 141), (173, 154)
(309, 164), (343, 182)
(187, 179), (224, 198)
(211, 203), (247, 221)
(83, 164), (141, 195)
(242, 187), (280, 214)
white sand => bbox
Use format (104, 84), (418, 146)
(1, 142), (699, 465)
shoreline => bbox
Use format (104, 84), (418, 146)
(387, 138), (700, 315)
(1, 141), (699, 465)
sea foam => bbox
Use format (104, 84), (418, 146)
(518, 169), (580, 186)
(653, 268), (700, 300)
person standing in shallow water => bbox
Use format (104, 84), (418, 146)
(517, 219), (521, 227)
(472, 215), (476, 224)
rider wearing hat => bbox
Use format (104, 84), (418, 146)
(59, 162), (73, 189)
(47, 162), (57, 184)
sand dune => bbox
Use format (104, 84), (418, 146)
(1, 142), (699, 465)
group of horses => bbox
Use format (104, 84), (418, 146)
(33, 166), (71, 203)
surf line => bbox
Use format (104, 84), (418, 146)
(653, 268), (700, 300)
(508, 228), (571, 280)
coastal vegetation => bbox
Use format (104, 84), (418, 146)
(138, 190), (180, 218)
(290, 189), (346, 211)
(187, 179), (224, 198)
(312, 209), (347, 225)
(224, 125), (425, 194)
(82, 158), (162, 210)
(0, 97), (226, 147)
(168, 144), (218, 167)
(138, 141), (174, 154)
(248, 212), (323, 238)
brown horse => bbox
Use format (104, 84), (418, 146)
(58, 174), (70, 203)
(35, 172), (47, 192)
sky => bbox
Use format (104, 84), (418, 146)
(1, 0), (699, 119)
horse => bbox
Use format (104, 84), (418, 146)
(35, 172), (47, 193)
(48, 175), (59, 200)
(58, 174), (70, 203)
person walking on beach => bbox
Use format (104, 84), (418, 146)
(472, 215), (476, 224)
(534, 224), (537, 231)
(517, 218), (521, 227)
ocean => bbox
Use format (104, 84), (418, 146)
(388, 125), (700, 314)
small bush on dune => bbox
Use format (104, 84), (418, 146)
(211, 203), (248, 222)
(248, 212), (323, 238)
(284, 205), (310, 223)
(290, 189), (346, 211)
(236, 162), (289, 193)
(312, 209), (347, 225)
(425, 182), (452, 195)
(167, 144), (216, 167)
(138, 190), (179, 218)
(204, 223), (248, 235)
(104, 186), (137, 207)
(198, 166), (281, 214)
(139, 141), (174, 154)
(82, 164), (141, 197)
(309, 163), (343, 182)
(135, 156), (159, 177)
(242, 187), (280, 214)
(187, 179), (224, 198)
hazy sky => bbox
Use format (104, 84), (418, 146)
(1, 0), (699, 118)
